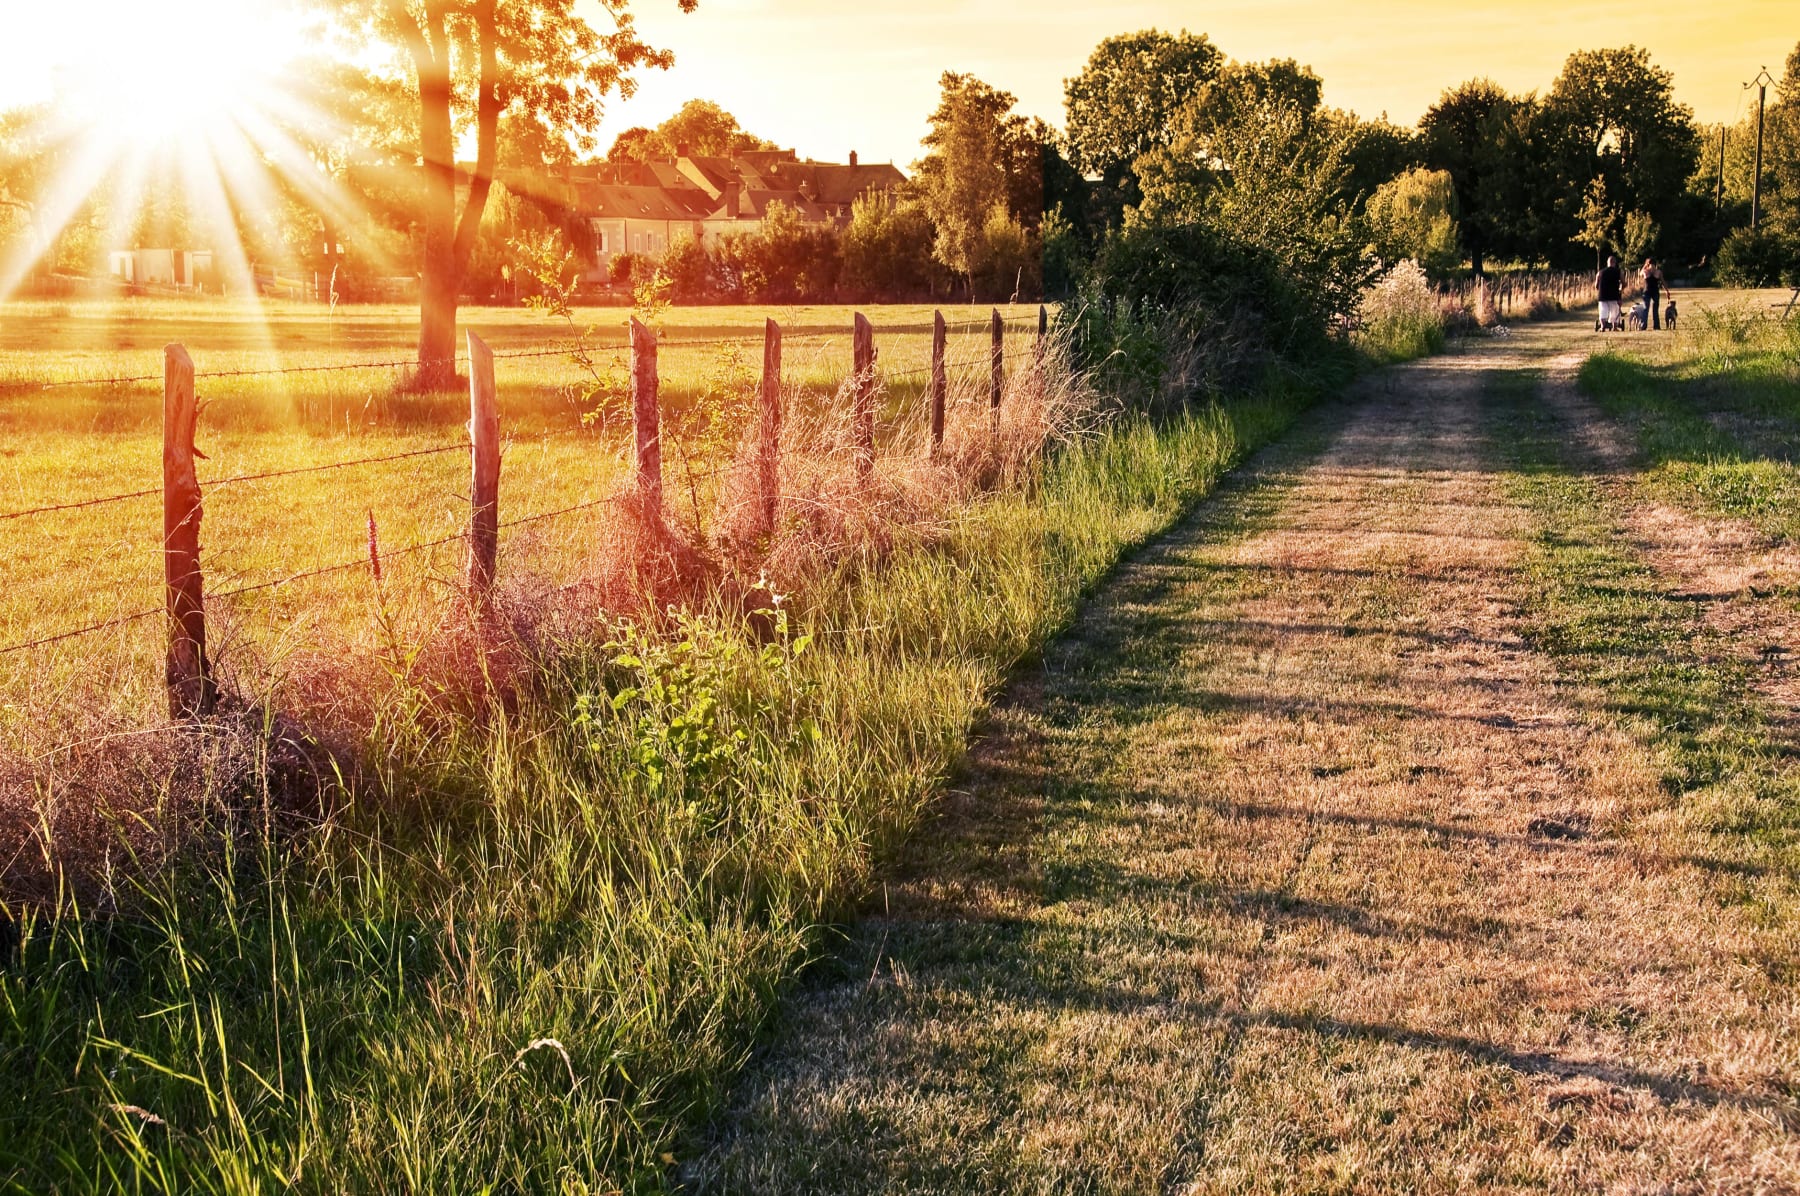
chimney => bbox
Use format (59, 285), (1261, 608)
(849, 150), (858, 167)
(725, 181), (741, 219)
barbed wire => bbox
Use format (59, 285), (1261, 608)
(25, 321), (1049, 392)
(883, 346), (1043, 382)
(0, 491), (629, 656)
(0, 606), (163, 657)
(0, 442), (471, 523)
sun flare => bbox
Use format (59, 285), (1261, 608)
(66, 1), (286, 144)
(0, 0), (366, 301)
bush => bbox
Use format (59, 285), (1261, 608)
(1357, 259), (1446, 362)
(1078, 217), (1351, 395)
(1717, 227), (1796, 288)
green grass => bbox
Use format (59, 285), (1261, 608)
(1488, 367), (1800, 934)
(0, 340), (1325, 1192)
(1576, 305), (1800, 540)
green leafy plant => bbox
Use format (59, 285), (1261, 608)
(576, 594), (819, 810)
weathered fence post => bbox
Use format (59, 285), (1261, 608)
(989, 308), (1004, 414)
(853, 312), (875, 478)
(163, 343), (215, 719)
(928, 310), (946, 459)
(631, 317), (662, 522)
(756, 317), (782, 537)
(466, 330), (499, 597)
(1036, 304), (1048, 359)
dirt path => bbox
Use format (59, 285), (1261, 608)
(690, 324), (1800, 1193)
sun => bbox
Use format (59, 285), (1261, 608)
(61, 0), (293, 145)
(0, 0), (388, 302)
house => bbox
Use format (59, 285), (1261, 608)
(108, 248), (214, 289)
(499, 149), (906, 282)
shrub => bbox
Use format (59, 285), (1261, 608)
(1357, 259), (1446, 362)
(1079, 217), (1350, 395)
(1717, 226), (1795, 288)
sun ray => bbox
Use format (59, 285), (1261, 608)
(0, 0), (384, 312)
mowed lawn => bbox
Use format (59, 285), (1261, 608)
(0, 297), (1048, 740)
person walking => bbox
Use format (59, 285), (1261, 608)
(1596, 255), (1623, 331)
(1640, 258), (1664, 330)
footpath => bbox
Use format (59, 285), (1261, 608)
(691, 320), (1800, 1194)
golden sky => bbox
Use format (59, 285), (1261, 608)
(598, 0), (1793, 164)
(0, 0), (1790, 167)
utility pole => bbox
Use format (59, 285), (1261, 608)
(1748, 68), (1774, 229)
(1715, 126), (1726, 214)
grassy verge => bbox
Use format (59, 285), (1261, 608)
(1576, 308), (1800, 539)
(1488, 368), (1800, 944)
(1, 360), (1321, 1191)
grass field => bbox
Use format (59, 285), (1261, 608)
(1575, 287), (1800, 540)
(0, 297), (1050, 748)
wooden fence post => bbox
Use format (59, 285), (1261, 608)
(989, 308), (1003, 413)
(853, 312), (875, 478)
(163, 343), (215, 720)
(928, 310), (946, 458)
(466, 330), (499, 597)
(1036, 304), (1048, 358)
(631, 317), (662, 522)
(757, 317), (782, 537)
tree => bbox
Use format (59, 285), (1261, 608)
(1540, 47), (1699, 265)
(316, 0), (692, 386)
(1366, 167), (1460, 276)
(913, 72), (1039, 294)
(1063, 29), (1224, 211)
(1133, 79), (1373, 334)
(1574, 175), (1617, 266)
(840, 192), (937, 300)
(1420, 79), (1524, 272)
(1336, 114), (1422, 210)
(606, 99), (776, 162)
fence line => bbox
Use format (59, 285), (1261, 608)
(25, 321), (1046, 393)
(2, 305), (1054, 702)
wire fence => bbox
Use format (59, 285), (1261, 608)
(23, 319), (1046, 393)
(0, 309), (1054, 663)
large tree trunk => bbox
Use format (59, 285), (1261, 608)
(400, 0), (500, 391)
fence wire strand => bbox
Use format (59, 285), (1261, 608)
(27, 321), (1047, 392)
(3, 315), (1054, 656)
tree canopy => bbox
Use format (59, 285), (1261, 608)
(606, 99), (776, 162)
(1541, 46), (1699, 252)
(912, 72), (1043, 294)
(1063, 29), (1224, 184)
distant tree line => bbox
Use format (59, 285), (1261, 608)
(6, 23), (1799, 325)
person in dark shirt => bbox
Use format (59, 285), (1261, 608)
(1640, 258), (1664, 330)
(1596, 256), (1623, 330)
